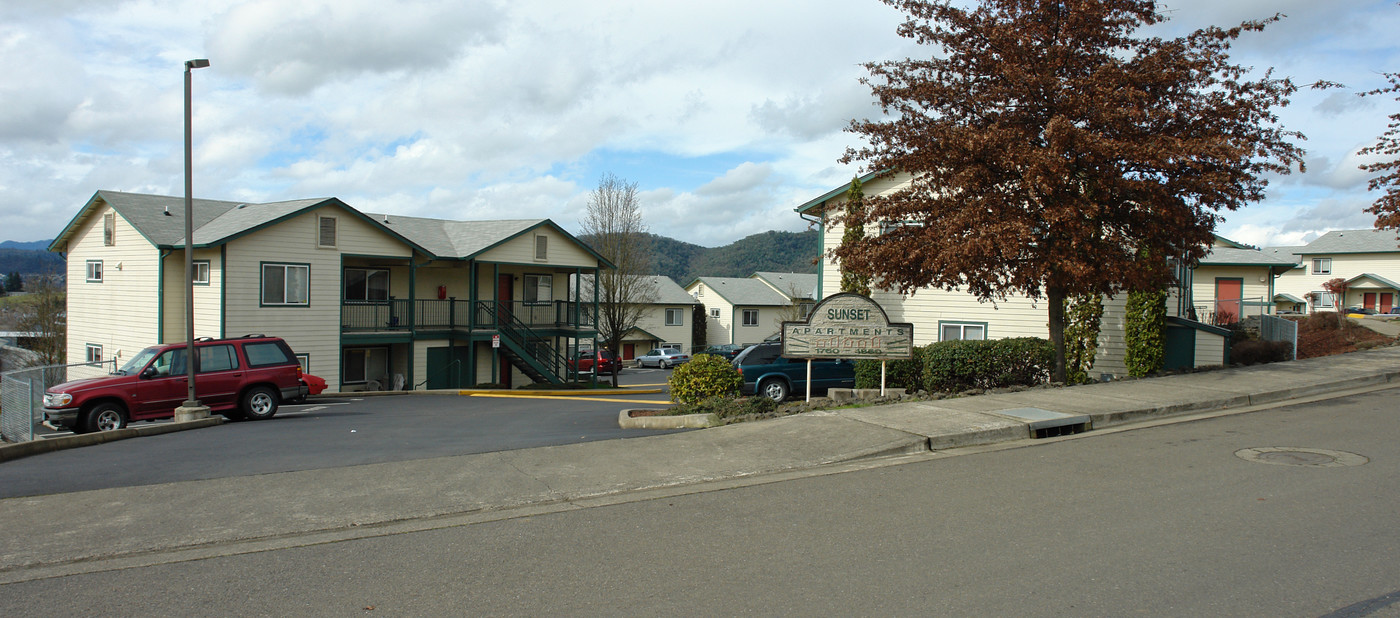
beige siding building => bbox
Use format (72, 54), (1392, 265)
(686, 276), (795, 347)
(50, 191), (610, 393)
(1270, 229), (1400, 314)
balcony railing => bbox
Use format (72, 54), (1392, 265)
(341, 299), (595, 332)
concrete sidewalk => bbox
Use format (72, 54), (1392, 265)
(3, 346), (1399, 581)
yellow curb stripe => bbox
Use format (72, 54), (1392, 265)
(456, 389), (664, 396)
(469, 393), (675, 404)
(621, 383), (668, 388)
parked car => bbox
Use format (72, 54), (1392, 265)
(637, 348), (691, 369)
(697, 344), (745, 360)
(733, 342), (855, 402)
(569, 349), (621, 375)
(43, 335), (307, 433)
(290, 374), (327, 403)
(1345, 307), (1378, 318)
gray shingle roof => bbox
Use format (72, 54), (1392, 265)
(1197, 246), (1299, 268)
(97, 190), (248, 246)
(1262, 246), (1304, 264)
(752, 272), (818, 299)
(691, 276), (790, 306)
(1300, 229), (1400, 255)
(363, 213), (545, 258)
(573, 275), (697, 305)
(1344, 273), (1400, 290)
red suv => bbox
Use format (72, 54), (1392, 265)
(568, 349), (621, 375)
(44, 335), (307, 433)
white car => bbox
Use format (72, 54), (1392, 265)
(637, 348), (691, 369)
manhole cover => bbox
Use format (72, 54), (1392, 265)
(1235, 447), (1368, 468)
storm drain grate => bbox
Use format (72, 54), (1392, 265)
(990, 407), (1092, 439)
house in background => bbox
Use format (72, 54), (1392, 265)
(1174, 236), (1300, 325)
(686, 276), (796, 347)
(1271, 229), (1400, 314)
(49, 190), (609, 392)
(751, 272), (817, 319)
(795, 170), (1234, 377)
(574, 275), (699, 357)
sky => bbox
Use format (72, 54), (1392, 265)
(1, 0), (1397, 250)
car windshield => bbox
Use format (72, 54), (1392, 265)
(116, 346), (161, 375)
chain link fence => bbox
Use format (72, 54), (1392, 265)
(1, 360), (115, 443)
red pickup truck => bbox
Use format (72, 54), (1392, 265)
(43, 335), (307, 433)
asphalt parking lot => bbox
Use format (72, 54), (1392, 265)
(0, 368), (680, 499)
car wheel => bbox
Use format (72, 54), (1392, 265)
(84, 402), (128, 433)
(760, 379), (789, 403)
(660, 359), (669, 369)
(241, 386), (279, 421)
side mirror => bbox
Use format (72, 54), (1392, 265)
(141, 366), (157, 379)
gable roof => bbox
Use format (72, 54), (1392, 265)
(687, 276), (790, 306)
(573, 275), (697, 305)
(794, 169), (893, 214)
(1299, 229), (1400, 255)
(50, 190), (611, 266)
(1197, 246), (1299, 268)
(751, 272), (818, 299)
(1344, 273), (1400, 290)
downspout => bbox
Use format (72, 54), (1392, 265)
(158, 250), (171, 343)
(799, 208), (824, 301)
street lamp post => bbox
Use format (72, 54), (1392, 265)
(175, 58), (211, 422)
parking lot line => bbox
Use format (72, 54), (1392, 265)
(469, 393), (674, 405)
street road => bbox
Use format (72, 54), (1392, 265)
(3, 386), (1398, 615)
(0, 369), (677, 498)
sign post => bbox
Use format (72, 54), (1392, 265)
(781, 293), (914, 401)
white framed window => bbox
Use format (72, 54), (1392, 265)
(523, 274), (553, 305)
(1312, 258), (1331, 275)
(344, 268), (389, 301)
(742, 309), (759, 327)
(879, 220), (924, 235)
(262, 263), (310, 306)
(318, 216), (337, 248)
(86, 260), (103, 283)
(103, 213), (115, 246)
(192, 261), (210, 285)
(86, 344), (102, 363)
(709, 308), (720, 318)
(696, 285), (704, 297)
(534, 235), (548, 261)
(940, 322), (986, 341)
(800, 302), (815, 318)
(665, 308), (684, 326)
(296, 354), (310, 373)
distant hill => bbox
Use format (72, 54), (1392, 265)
(0, 240), (63, 277)
(645, 229), (819, 285)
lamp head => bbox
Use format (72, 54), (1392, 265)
(186, 59), (210, 70)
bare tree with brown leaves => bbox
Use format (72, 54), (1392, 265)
(581, 173), (657, 387)
(837, 0), (1306, 382)
(1361, 72), (1400, 230)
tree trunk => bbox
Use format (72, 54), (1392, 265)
(1046, 286), (1068, 384)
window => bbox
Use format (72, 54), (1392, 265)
(344, 268), (389, 301)
(534, 235), (548, 261)
(524, 274), (553, 305)
(151, 348), (188, 377)
(103, 213), (115, 246)
(940, 322), (986, 341)
(879, 220), (924, 235)
(742, 309), (759, 327)
(709, 308), (720, 318)
(1312, 258), (1331, 275)
(86, 344), (102, 363)
(296, 354), (310, 373)
(198, 344), (238, 373)
(262, 263), (309, 306)
(244, 341), (295, 367)
(343, 347), (389, 383)
(800, 303), (815, 319)
(318, 216), (337, 248)
(696, 285), (704, 297)
(86, 260), (103, 283)
(665, 308), (684, 326)
(192, 261), (210, 285)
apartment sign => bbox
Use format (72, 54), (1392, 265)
(782, 293), (913, 360)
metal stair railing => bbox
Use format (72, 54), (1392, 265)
(478, 301), (571, 384)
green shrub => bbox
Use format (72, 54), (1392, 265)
(1231, 339), (1293, 366)
(1125, 289), (1167, 377)
(668, 354), (743, 404)
(920, 338), (1053, 392)
(675, 395), (777, 419)
(853, 347), (925, 390)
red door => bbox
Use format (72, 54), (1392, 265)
(623, 343), (635, 360)
(1363, 293), (1377, 310)
(1214, 278), (1243, 324)
(1382, 293), (1394, 313)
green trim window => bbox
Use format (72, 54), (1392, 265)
(344, 267), (389, 302)
(1311, 258), (1331, 275)
(261, 263), (310, 306)
(86, 344), (102, 363)
(85, 260), (103, 283)
(344, 347), (389, 384)
(665, 308), (684, 326)
(534, 234), (548, 261)
(192, 260), (210, 285)
(742, 309), (759, 327)
(523, 274), (553, 305)
(939, 321), (987, 341)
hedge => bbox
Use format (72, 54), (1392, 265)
(853, 346), (925, 390)
(921, 337), (1054, 392)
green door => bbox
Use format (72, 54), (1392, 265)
(426, 346), (472, 389)
(1163, 325), (1196, 371)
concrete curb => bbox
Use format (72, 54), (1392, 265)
(0, 417), (223, 463)
(461, 388), (665, 396)
(618, 409), (718, 429)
